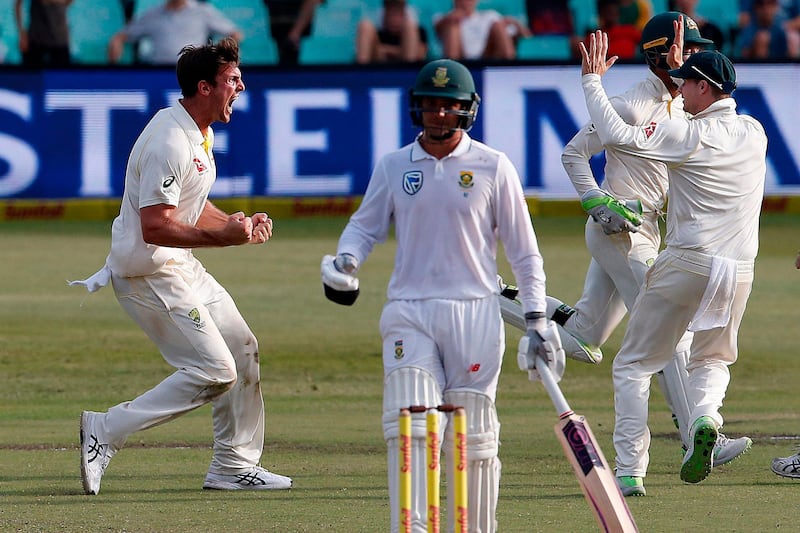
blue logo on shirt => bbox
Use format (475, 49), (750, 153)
(402, 171), (423, 195)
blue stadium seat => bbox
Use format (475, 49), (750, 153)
(68, 0), (130, 64)
(569, 0), (598, 35)
(517, 35), (572, 61)
(1, 0), (22, 64)
(210, 0), (278, 65)
(298, 35), (355, 64)
(311, 2), (363, 38)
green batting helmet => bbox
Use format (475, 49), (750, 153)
(409, 59), (481, 132)
(640, 12), (714, 70)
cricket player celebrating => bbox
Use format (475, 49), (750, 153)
(321, 59), (560, 532)
(72, 38), (291, 495)
(546, 12), (751, 495)
(580, 31), (766, 488)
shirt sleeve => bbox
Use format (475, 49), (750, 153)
(494, 154), (546, 314)
(337, 157), (393, 265)
(582, 74), (696, 165)
(137, 137), (188, 209)
(561, 122), (604, 197)
(203, 4), (239, 36)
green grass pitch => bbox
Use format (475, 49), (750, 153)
(0, 214), (798, 532)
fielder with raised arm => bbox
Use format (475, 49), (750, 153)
(321, 59), (561, 532)
(580, 31), (766, 488)
(547, 12), (751, 495)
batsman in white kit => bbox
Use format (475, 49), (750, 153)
(70, 38), (291, 495)
(581, 31), (766, 488)
(321, 59), (563, 532)
(500, 12), (752, 496)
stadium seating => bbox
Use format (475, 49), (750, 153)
(210, 0), (278, 65)
(68, 0), (131, 64)
(1, 1), (22, 64)
(569, 0), (598, 35)
(299, 35), (355, 64)
(517, 35), (572, 61)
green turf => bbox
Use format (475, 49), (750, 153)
(1, 214), (799, 532)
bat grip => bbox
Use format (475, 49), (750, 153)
(535, 355), (573, 417)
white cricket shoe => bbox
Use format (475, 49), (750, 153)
(203, 466), (293, 490)
(80, 411), (114, 495)
(713, 433), (752, 467)
(771, 448), (800, 479)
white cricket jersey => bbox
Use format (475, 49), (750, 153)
(583, 74), (767, 261)
(108, 102), (216, 277)
(337, 134), (546, 314)
(563, 70), (682, 214)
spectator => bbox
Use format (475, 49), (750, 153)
(735, 0), (800, 58)
(526, 0), (574, 36)
(735, 0), (800, 59)
(265, 0), (321, 66)
(108, 0), (242, 65)
(588, 0), (641, 60)
(619, 0), (653, 30)
(434, 0), (529, 61)
(356, 0), (427, 64)
(739, 0), (800, 30)
(669, 0), (727, 51)
(14, 0), (73, 67)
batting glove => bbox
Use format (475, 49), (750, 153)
(321, 253), (360, 306)
(581, 189), (643, 235)
(518, 313), (565, 382)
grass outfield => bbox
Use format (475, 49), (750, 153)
(1, 214), (799, 532)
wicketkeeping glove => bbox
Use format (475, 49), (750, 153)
(321, 253), (360, 306)
(517, 313), (565, 383)
(581, 188), (643, 235)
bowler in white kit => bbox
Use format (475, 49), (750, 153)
(72, 37), (291, 495)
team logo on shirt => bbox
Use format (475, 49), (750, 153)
(403, 171), (423, 195)
(188, 307), (206, 330)
(193, 157), (207, 173)
(162, 176), (175, 188)
(643, 121), (658, 139)
(394, 340), (404, 360)
(458, 171), (474, 189)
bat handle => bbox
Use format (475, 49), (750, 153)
(535, 355), (573, 416)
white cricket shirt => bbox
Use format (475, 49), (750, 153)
(337, 133), (546, 314)
(583, 73), (767, 261)
(563, 70), (682, 214)
(108, 102), (216, 277)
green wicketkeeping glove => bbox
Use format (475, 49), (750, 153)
(580, 189), (643, 235)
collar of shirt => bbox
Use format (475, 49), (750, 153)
(644, 69), (675, 103)
(410, 132), (473, 162)
(689, 97), (737, 120)
(171, 100), (212, 153)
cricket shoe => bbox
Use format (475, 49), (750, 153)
(616, 476), (646, 497)
(80, 410), (115, 495)
(203, 466), (293, 490)
(771, 448), (800, 479)
(713, 433), (752, 467)
(680, 416), (718, 483)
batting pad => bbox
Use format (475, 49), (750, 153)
(383, 367), (442, 533)
(443, 389), (500, 533)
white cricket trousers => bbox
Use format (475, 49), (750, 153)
(98, 259), (265, 474)
(612, 247), (753, 477)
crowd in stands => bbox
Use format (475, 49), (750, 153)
(2, 0), (799, 66)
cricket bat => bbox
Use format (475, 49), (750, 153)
(533, 357), (639, 533)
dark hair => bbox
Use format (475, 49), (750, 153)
(176, 37), (240, 97)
